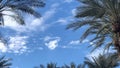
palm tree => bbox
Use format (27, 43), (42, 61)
(62, 63), (76, 68)
(0, 0), (45, 25)
(77, 64), (85, 68)
(0, 56), (12, 68)
(67, 0), (120, 54)
(47, 62), (57, 68)
(61, 63), (85, 68)
(84, 53), (120, 68)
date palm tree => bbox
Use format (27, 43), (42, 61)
(84, 53), (120, 68)
(67, 0), (120, 55)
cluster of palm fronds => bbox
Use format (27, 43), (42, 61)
(35, 53), (120, 68)
(67, 0), (120, 54)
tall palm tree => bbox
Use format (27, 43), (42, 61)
(84, 53), (120, 68)
(67, 0), (120, 54)
(0, 56), (12, 68)
(0, 0), (45, 25)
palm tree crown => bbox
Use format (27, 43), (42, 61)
(67, 0), (120, 53)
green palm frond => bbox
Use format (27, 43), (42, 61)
(67, 0), (120, 52)
(84, 53), (119, 68)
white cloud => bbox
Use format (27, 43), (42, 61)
(64, 0), (73, 3)
(0, 36), (28, 54)
(44, 36), (60, 50)
(8, 36), (28, 54)
(69, 40), (80, 45)
(56, 18), (68, 25)
(82, 39), (89, 43)
(45, 39), (59, 50)
(56, 16), (74, 25)
(0, 42), (7, 53)
(71, 9), (76, 16)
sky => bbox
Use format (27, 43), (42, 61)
(0, 0), (105, 68)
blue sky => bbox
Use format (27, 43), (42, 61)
(0, 0), (105, 68)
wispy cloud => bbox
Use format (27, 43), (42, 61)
(44, 36), (60, 50)
(56, 16), (74, 25)
(56, 18), (68, 25)
(69, 40), (80, 45)
(82, 39), (89, 43)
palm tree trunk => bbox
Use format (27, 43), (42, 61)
(113, 32), (120, 58)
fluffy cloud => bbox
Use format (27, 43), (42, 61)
(44, 36), (60, 50)
(0, 36), (28, 54)
(45, 39), (59, 50)
(8, 36), (28, 54)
